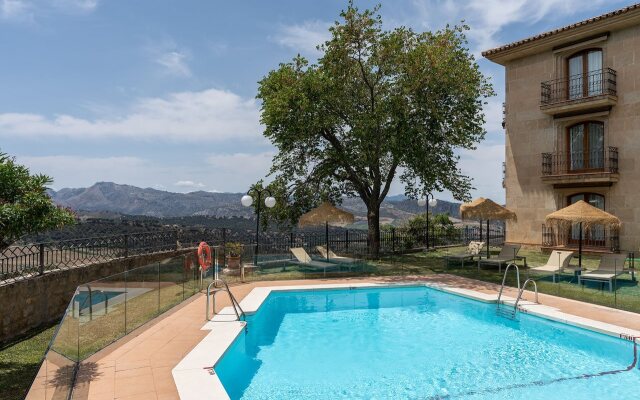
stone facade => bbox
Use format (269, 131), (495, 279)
(485, 7), (640, 252)
(0, 250), (192, 344)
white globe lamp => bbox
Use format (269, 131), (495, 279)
(241, 195), (253, 207)
(264, 196), (277, 208)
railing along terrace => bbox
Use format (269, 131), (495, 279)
(2, 225), (506, 282)
(0, 228), (225, 282)
(241, 226), (505, 266)
(541, 147), (619, 176)
(540, 68), (617, 106)
(542, 224), (619, 252)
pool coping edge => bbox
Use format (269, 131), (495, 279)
(171, 281), (640, 400)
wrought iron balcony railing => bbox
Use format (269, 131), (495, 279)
(541, 68), (617, 106)
(542, 224), (619, 252)
(541, 147), (618, 176)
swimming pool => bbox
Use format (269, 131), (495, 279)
(214, 286), (640, 399)
(75, 289), (124, 307)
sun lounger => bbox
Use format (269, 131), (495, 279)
(315, 246), (357, 264)
(530, 251), (574, 283)
(578, 253), (628, 292)
(290, 248), (340, 274)
(443, 241), (485, 268)
(477, 244), (521, 272)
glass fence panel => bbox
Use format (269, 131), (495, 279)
(78, 272), (128, 359)
(26, 299), (78, 400)
(125, 262), (161, 333)
(159, 255), (188, 313)
(183, 252), (200, 297)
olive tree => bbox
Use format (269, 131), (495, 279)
(0, 152), (75, 250)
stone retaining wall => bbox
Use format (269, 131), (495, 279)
(0, 250), (192, 344)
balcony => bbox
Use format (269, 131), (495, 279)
(542, 224), (619, 253)
(540, 68), (617, 116)
(541, 147), (619, 187)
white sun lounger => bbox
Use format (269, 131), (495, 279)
(477, 244), (521, 272)
(443, 241), (485, 268)
(290, 247), (339, 275)
(578, 253), (628, 292)
(315, 246), (357, 264)
(530, 251), (574, 283)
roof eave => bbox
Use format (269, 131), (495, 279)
(482, 5), (640, 65)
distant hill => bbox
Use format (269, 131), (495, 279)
(48, 182), (461, 224)
(49, 182), (251, 218)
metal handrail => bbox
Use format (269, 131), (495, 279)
(206, 278), (245, 322)
(497, 263), (521, 305)
(514, 278), (539, 311)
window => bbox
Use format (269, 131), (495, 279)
(567, 121), (604, 171)
(567, 49), (603, 99)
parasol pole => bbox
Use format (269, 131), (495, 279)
(578, 221), (583, 270)
(486, 219), (490, 259)
(325, 220), (329, 260)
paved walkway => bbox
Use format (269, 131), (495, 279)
(68, 275), (640, 400)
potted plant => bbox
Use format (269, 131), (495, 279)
(225, 242), (243, 269)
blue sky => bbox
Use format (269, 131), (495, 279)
(0, 0), (631, 202)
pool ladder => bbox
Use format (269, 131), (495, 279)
(496, 263), (538, 319)
(206, 278), (246, 324)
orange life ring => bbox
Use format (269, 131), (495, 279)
(197, 242), (212, 271)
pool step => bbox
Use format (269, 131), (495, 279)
(496, 305), (517, 320)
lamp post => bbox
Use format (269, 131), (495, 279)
(241, 188), (276, 266)
(418, 194), (438, 250)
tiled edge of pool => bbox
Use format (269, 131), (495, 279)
(171, 282), (640, 400)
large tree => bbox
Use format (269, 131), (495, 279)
(0, 151), (75, 250)
(257, 3), (493, 256)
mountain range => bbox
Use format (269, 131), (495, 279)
(48, 182), (462, 224)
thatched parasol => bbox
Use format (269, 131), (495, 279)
(298, 202), (355, 259)
(545, 200), (620, 269)
(460, 197), (517, 221)
(299, 202), (355, 227)
(460, 197), (516, 259)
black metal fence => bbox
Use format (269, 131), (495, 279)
(542, 224), (619, 252)
(1, 225), (505, 283)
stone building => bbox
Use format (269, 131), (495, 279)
(483, 4), (640, 253)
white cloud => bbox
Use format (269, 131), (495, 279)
(54, 0), (99, 13)
(407, 0), (625, 57)
(274, 20), (331, 56)
(18, 155), (150, 189)
(156, 51), (191, 77)
(175, 180), (205, 188)
(1, 0), (32, 21)
(17, 152), (276, 193)
(483, 98), (503, 134)
(459, 143), (505, 202)
(0, 88), (262, 142)
(0, 0), (99, 22)
(207, 152), (273, 172)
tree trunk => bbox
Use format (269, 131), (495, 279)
(367, 203), (381, 258)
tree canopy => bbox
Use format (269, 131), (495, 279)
(257, 2), (493, 254)
(0, 152), (75, 249)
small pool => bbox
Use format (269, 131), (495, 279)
(75, 289), (124, 308)
(215, 286), (640, 399)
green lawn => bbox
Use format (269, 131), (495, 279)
(0, 325), (56, 400)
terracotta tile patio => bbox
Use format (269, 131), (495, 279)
(58, 275), (640, 399)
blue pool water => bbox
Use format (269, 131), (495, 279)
(215, 286), (640, 399)
(75, 290), (123, 307)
